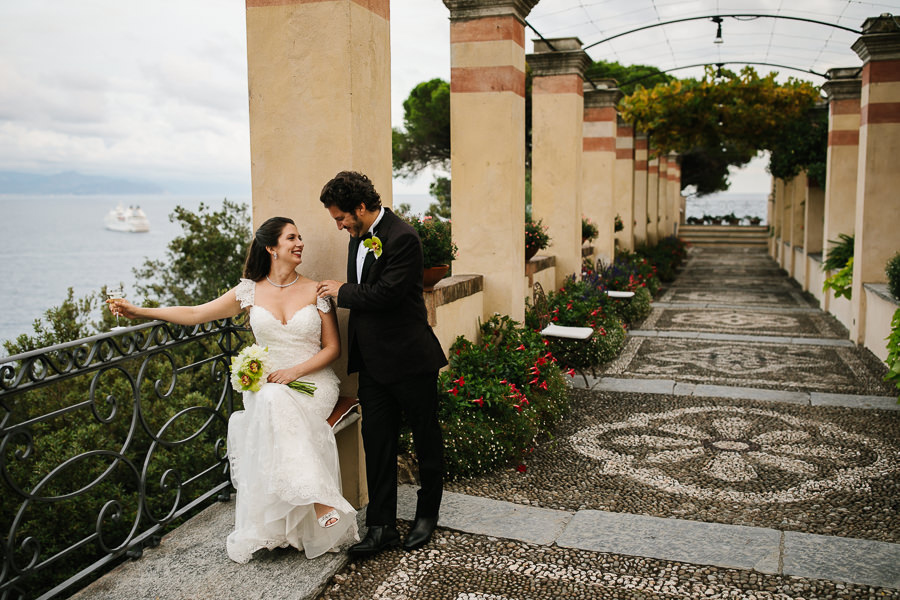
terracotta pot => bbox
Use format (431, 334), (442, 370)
(525, 246), (539, 262)
(423, 264), (450, 290)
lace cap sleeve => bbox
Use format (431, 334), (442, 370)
(316, 296), (333, 313)
(234, 278), (255, 309)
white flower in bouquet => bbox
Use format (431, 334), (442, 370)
(229, 344), (317, 396)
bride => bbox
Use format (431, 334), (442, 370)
(108, 216), (359, 563)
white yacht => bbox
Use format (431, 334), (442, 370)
(104, 204), (150, 233)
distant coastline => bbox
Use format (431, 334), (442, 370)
(0, 170), (163, 195)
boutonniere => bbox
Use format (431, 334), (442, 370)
(363, 235), (383, 258)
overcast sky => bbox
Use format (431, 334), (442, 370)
(0, 1), (889, 197)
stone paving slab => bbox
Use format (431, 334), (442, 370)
(556, 510), (781, 574)
(605, 337), (895, 396)
(652, 302), (820, 313)
(629, 329), (853, 346)
(397, 486), (571, 546)
(69, 499), (360, 600)
(658, 287), (813, 307)
(640, 306), (846, 339)
(782, 531), (900, 589)
(447, 390), (900, 545)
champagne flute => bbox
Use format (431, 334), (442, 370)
(107, 286), (126, 330)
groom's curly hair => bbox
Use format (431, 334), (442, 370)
(319, 171), (382, 213)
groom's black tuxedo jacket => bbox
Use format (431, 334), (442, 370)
(336, 208), (448, 384)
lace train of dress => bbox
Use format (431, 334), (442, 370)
(226, 280), (359, 563)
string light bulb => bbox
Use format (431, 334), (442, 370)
(712, 16), (724, 44)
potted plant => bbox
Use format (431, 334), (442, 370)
(582, 216), (599, 244)
(614, 214), (624, 233)
(749, 216), (762, 225)
(525, 216), (551, 262)
(402, 214), (458, 289)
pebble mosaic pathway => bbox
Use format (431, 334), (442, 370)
(317, 246), (900, 600)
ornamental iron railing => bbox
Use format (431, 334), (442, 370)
(0, 319), (250, 600)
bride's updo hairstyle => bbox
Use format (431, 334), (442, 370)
(243, 216), (296, 281)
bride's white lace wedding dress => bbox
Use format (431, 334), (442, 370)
(226, 279), (359, 563)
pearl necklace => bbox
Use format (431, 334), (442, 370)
(266, 274), (300, 288)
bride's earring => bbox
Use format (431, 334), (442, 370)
(273, 252), (278, 260)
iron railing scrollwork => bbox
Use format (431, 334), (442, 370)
(0, 318), (250, 600)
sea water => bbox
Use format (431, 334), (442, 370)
(0, 192), (763, 353)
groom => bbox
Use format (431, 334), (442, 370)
(316, 170), (446, 557)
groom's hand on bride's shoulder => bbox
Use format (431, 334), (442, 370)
(316, 280), (344, 298)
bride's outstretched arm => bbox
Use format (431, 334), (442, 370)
(267, 305), (341, 384)
(108, 286), (243, 326)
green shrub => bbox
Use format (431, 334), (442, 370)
(636, 236), (688, 282)
(823, 256), (853, 300)
(607, 250), (662, 296)
(616, 286), (653, 325)
(823, 233), (854, 272)
(525, 277), (628, 373)
(886, 251), (900, 302)
(885, 308), (900, 401)
(582, 216), (599, 242)
(408, 315), (569, 479)
(401, 213), (457, 268)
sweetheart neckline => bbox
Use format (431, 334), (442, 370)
(251, 303), (318, 326)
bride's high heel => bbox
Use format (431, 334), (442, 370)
(317, 509), (340, 528)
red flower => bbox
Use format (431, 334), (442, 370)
(472, 397), (484, 407)
(515, 344), (526, 351)
(566, 368), (577, 377)
(454, 376), (465, 386)
(516, 464), (527, 473)
(539, 381), (548, 390)
(448, 386), (459, 396)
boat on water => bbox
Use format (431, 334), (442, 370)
(104, 204), (150, 232)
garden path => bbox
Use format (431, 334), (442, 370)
(70, 246), (900, 600)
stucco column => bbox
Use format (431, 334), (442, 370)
(528, 37), (591, 285)
(667, 153), (681, 233)
(582, 82), (622, 266)
(789, 172), (807, 277)
(646, 155), (659, 245)
(803, 179), (825, 292)
(245, 0), (391, 509)
(615, 116), (635, 251)
(772, 177), (785, 260)
(633, 133), (648, 246)
(444, 0), (538, 321)
(822, 67), (862, 272)
(246, 0), (391, 269)
(658, 155), (669, 239)
(850, 15), (900, 343)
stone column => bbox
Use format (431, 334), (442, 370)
(582, 82), (622, 266)
(444, 0), (538, 321)
(658, 155), (669, 239)
(614, 116), (635, 251)
(528, 37), (591, 286)
(245, 0), (392, 509)
(772, 177), (785, 260)
(646, 155), (659, 245)
(246, 0), (391, 271)
(633, 133), (649, 246)
(789, 172), (808, 278)
(850, 15), (900, 343)
(668, 153), (681, 233)
(803, 179), (825, 292)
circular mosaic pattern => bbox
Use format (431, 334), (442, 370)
(569, 405), (899, 504)
(670, 310), (799, 329)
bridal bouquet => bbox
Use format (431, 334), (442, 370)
(230, 344), (317, 396)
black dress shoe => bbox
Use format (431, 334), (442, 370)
(403, 517), (438, 551)
(348, 525), (400, 558)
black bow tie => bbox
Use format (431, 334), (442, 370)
(360, 231), (372, 241)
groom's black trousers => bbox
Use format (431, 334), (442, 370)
(357, 369), (443, 527)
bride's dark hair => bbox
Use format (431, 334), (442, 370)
(243, 216), (296, 281)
